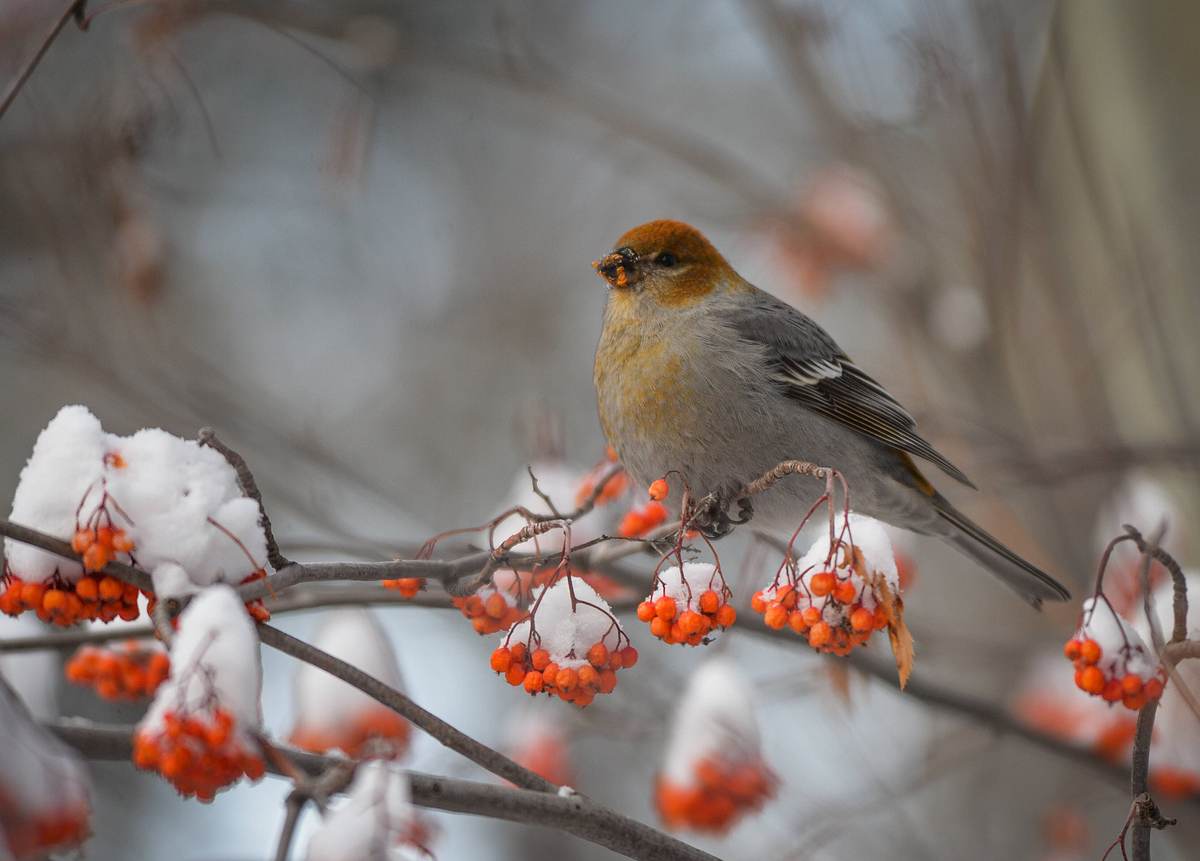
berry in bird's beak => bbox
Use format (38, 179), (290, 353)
(593, 247), (640, 289)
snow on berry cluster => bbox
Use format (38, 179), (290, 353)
(655, 658), (775, 833)
(132, 586), (264, 801)
(289, 609), (412, 759)
(636, 562), (737, 646)
(304, 761), (428, 861)
(0, 682), (92, 859)
(3, 406), (271, 625)
(66, 638), (170, 701)
(752, 513), (897, 655)
(490, 574), (636, 708)
(1063, 597), (1165, 712)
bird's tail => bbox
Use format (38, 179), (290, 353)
(931, 495), (1071, 609)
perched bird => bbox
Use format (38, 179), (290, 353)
(591, 219), (1069, 607)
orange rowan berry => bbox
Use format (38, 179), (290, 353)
(643, 501), (667, 526)
(505, 664), (526, 686)
(510, 642), (528, 664)
(597, 668), (617, 693)
(1079, 639), (1102, 666)
(71, 530), (95, 554)
(543, 663), (560, 685)
(618, 512), (647, 537)
(650, 617), (670, 638)
(524, 671), (544, 694)
(1121, 674), (1143, 696)
(750, 590), (766, 613)
(484, 593), (508, 620)
(531, 649), (550, 671)
(636, 601), (656, 622)
(809, 572), (835, 597)
(96, 526), (114, 547)
(800, 606), (821, 626)
(1078, 665), (1105, 695)
(775, 584), (796, 609)
(463, 595), (484, 617)
(679, 611), (704, 635)
(808, 621), (833, 647)
(1123, 692), (1147, 711)
(1101, 679), (1123, 703)
(20, 581), (46, 609)
(833, 579), (857, 604)
(1063, 639), (1083, 661)
(98, 577), (123, 602)
(850, 607), (874, 632)
(648, 479), (669, 501)
(698, 590), (720, 615)
(655, 596), (678, 621)
(490, 647), (512, 674)
(555, 668), (578, 692)
(42, 589), (68, 613)
(787, 610), (808, 634)
(574, 688), (595, 708)
(587, 643), (609, 668)
(715, 604), (736, 627)
(82, 543), (109, 573)
(763, 604), (788, 630)
(111, 532), (135, 553)
(118, 604), (139, 622)
(74, 576), (98, 601)
(620, 646), (638, 668)
(1144, 678), (1165, 701)
(578, 665), (598, 689)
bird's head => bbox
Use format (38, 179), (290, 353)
(593, 220), (735, 309)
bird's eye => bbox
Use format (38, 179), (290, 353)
(657, 252), (677, 268)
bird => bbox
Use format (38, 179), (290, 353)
(591, 219), (1069, 607)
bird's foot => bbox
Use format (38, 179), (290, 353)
(692, 491), (753, 540)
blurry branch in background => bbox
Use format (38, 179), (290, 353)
(47, 721), (721, 861)
(0, 0), (85, 121)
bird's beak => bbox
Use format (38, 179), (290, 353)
(592, 247), (641, 289)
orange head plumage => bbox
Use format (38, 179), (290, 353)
(592, 220), (736, 308)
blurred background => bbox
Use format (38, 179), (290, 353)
(1, 0), (1198, 859)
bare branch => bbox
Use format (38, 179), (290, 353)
(48, 720), (720, 861)
(0, 0), (86, 123)
(255, 622), (555, 793)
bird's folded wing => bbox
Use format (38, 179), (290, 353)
(722, 292), (977, 489)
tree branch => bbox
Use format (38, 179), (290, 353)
(0, 0), (86, 123)
(48, 720), (720, 861)
(255, 622), (556, 793)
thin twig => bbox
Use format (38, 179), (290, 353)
(0, 0), (86, 122)
(274, 793), (307, 861)
(199, 428), (290, 570)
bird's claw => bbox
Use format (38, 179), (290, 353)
(692, 491), (753, 540)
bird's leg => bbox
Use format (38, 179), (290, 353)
(692, 487), (753, 539)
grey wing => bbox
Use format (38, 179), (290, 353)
(722, 290), (977, 489)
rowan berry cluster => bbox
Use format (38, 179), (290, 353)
(0, 796), (90, 861)
(66, 642), (170, 701)
(752, 514), (897, 656)
(490, 574), (633, 707)
(636, 563), (736, 646)
(0, 573), (141, 625)
(290, 707), (412, 759)
(382, 577), (425, 598)
(655, 757), (776, 833)
(454, 579), (527, 635)
(1064, 597), (1165, 712)
(132, 708), (265, 802)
